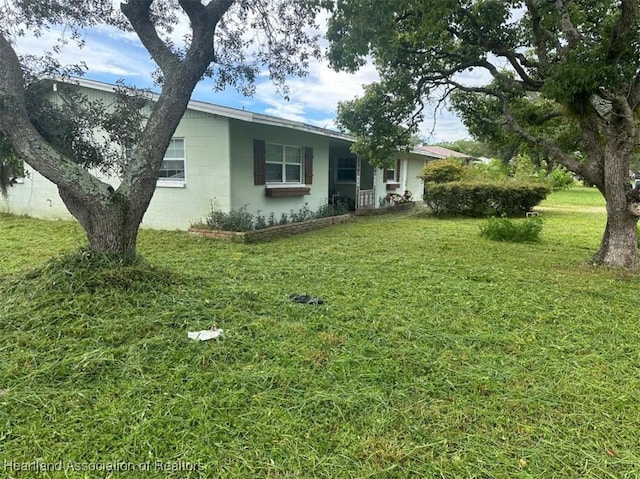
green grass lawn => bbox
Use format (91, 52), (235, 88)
(1, 186), (639, 478)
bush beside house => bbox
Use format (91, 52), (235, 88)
(419, 158), (552, 217)
(424, 182), (551, 217)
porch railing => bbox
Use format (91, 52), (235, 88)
(357, 189), (375, 209)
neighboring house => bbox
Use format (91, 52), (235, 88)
(413, 145), (476, 164)
(2, 78), (439, 230)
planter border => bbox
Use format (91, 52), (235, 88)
(189, 202), (416, 243)
(189, 214), (353, 243)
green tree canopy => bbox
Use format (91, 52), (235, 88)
(326, 0), (640, 269)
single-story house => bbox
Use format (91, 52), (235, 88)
(2, 78), (447, 230)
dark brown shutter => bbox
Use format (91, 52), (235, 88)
(396, 159), (401, 181)
(254, 139), (266, 185)
(304, 147), (313, 185)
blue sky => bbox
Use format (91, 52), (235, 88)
(13, 14), (471, 144)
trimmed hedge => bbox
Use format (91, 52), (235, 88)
(423, 181), (551, 217)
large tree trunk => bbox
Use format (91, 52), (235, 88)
(591, 214), (638, 269)
(58, 186), (142, 259)
(590, 113), (639, 269)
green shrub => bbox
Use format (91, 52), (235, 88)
(479, 216), (544, 243)
(418, 159), (465, 183)
(423, 181), (550, 217)
(255, 210), (267, 229)
(289, 203), (314, 223)
(207, 205), (255, 231)
(547, 167), (574, 189)
(464, 159), (509, 181)
(204, 202), (349, 232)
(315, 202), (349, 218)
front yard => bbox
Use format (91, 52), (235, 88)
(1, 187), (639, 478)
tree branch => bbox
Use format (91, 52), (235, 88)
(180, 0), (234, 66)
(0, 33), (111, 200)
(523, 0), (554, 66)
(461, 5), (543, 90)
(496, 52), (543, 90)
(120, 0), (235, 212)
(457, 6), (542, 89)
(120, 0), (180, 74)
(555, 0), (582, 47)
(506, 107), (599, 186)
(607, 0), (638, 63)
(203, 0), (236, 23)
(451, 79), (601, 186)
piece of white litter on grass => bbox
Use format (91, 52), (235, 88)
(188, 328), (224, 341)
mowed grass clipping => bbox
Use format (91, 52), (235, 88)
(1, 187), (640, 478)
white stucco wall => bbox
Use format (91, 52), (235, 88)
(373, 153), (426, 206)
(228, 119), (331, 218)
(1, 170), (74, 222)
(142, 110), (230, 229)
(405, 154), (427, 202)
(1, 108), (231, 231)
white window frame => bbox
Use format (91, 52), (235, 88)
(158, 138), (186, 188)
(385, 165), (398, 183)
(265, 142), (303, 185)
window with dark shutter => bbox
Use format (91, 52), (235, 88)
(253, 139), (266, 185)
(257, 141), (311, 196)
(304, 147), (313, 185)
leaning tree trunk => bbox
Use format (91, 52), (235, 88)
(1, 2), (234, 262)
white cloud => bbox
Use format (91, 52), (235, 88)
(263, 100), (308, 124)
(251, 55), (472, 143)
(421, 111), (472, 143)
(252, 59), (379, 126)
(10, 7), (473, 143)
(14, 27), (155, 79)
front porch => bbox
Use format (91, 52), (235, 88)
(328, 140), (377, 211)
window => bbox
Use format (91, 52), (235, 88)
(265, 143), (302, 183)
(384, 167), (397, 182)
(159, 138), (185, 183)
(254, 140), (313, 194)
(336, 158), (357, 183)
(384, 159), (401, 183)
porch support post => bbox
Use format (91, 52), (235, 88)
(401, 159), (408, 192)
(372, 167), (377, 208)
(355, 157), (361, 209)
